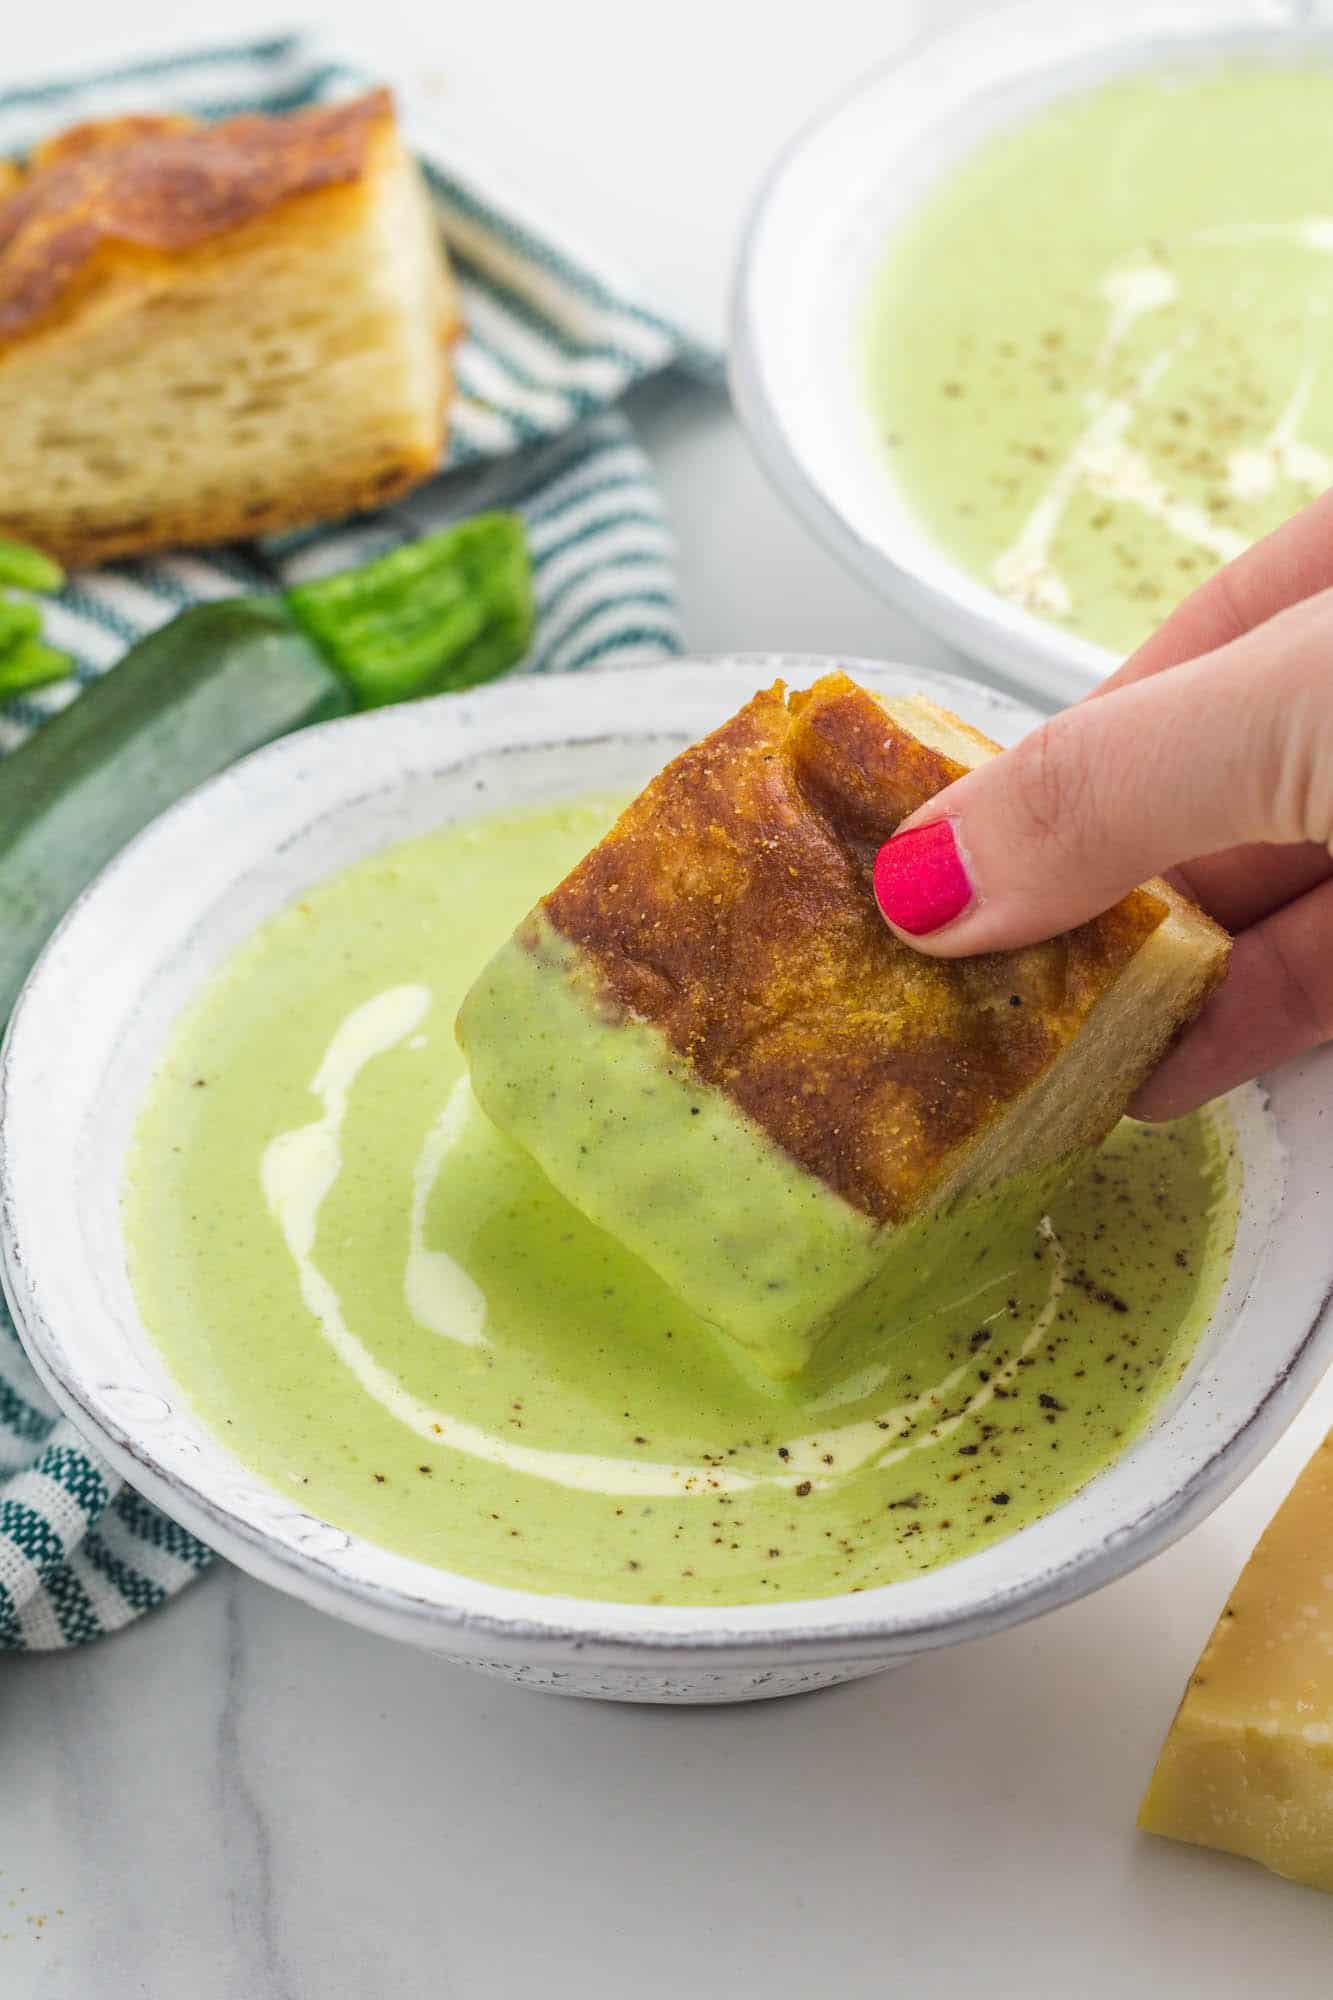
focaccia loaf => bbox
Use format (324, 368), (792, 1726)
(459, 673), (1230, 1379)
(0, 90), (458, 565)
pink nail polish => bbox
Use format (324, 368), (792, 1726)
(873, 819), (973, 936)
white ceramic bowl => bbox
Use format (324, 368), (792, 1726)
(2, 657), (1331, 1704)
(730, 0), (1333, 707)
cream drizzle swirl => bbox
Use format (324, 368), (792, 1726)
(261, 989), (1071, 1500)
(990, 233), (1333, 625)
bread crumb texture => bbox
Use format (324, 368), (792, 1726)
(0, 91), (458, 563)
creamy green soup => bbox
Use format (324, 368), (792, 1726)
(125, 798), (1237, 1607)
(866, 65), (1333, 655)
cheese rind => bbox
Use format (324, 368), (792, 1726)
(1138, 1431), (1333, 1893)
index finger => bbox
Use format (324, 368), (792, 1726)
(1094, 485), (1333, 696)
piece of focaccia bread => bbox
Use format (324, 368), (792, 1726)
(458, 673), (1230, 1380)
(0, 90), (458, 565)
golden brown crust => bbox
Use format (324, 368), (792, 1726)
(28, 114), (197, 170)
(0, 90), (393, 345)
(540, 673), (1202, 1224)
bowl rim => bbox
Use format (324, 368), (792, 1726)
(3, 653), (1332, 1669)
(728, 0), (1325, 708)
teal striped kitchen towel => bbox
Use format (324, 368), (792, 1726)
(0, 31), (711, 1649)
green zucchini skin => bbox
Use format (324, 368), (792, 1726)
(0, 598), (350, 1022)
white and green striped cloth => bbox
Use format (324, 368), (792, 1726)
(0, 32), (710, 1649)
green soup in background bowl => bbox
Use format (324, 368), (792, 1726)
(731, 0), (1333, 705)
(1, 658), (1329, 1705)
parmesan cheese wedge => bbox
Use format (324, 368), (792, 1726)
(1139, 1430), (1333, 1893)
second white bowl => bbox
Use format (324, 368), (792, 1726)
(730, 0), (1332, 706)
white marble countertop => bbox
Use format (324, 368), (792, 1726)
(5, 3), (1333, 1994)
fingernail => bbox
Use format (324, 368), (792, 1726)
(873, 819), (974, 936)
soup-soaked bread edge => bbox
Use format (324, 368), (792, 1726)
(0, 91), (458, 564)
(531, 672), (1231, 1224)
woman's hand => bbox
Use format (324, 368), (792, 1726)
(872, 490), (1333, 1119)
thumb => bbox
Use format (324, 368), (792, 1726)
(872, 592), (1333, 954)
